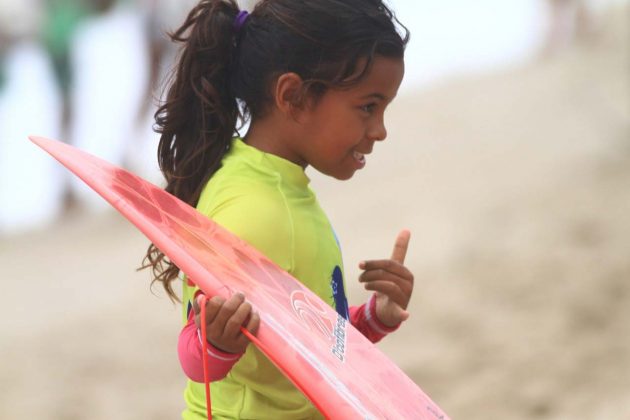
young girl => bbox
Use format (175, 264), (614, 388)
(142, 0), (412, 418)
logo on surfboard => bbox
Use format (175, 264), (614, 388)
(291, 290), (347, 362)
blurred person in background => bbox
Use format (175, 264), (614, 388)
(41, 0), (90, 129)
(543, 0), (599, 55)
(67, 0), (149, 210)
(0, 0), (65, 234)
(0, 0), (258, 232)
(129, 0), (198, 183)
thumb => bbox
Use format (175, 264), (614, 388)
(397, 307), (410, 322)
(391, 229), (411, 264)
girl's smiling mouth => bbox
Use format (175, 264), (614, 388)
(353, 151), (367, 167)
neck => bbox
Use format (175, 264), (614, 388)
(243, 115), (307, 168)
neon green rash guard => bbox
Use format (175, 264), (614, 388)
(181, 138), (346, 419)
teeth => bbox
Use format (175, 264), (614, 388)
(353, 151), (365, 162)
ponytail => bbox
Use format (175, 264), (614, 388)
(141, 0), (242, 301)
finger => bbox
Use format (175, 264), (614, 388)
(193, 293), (211, 314)
(391, 229), (411, 264)
(363, 281), (408, 307)
(192, 294), (205, 328)
(224, 301), (252, 337)
(235, 311), (260, 349)
(209, 293), (245, 337)
(359, 268), (413, 293)
(193, 295), (218, 329)
(359, 259), (414, 281)
(246, 311), (260, 336)
(203, 296), (225, 327)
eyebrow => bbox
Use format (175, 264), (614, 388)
(360, 93), (388, 101)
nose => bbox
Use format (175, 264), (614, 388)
(368, 117), (387, 142)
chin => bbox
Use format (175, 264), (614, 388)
(313, 163), (356, 180)
(329, 170), (355, 181)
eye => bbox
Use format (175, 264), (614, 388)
(360, 103), (377, 114)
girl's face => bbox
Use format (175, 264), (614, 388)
(297, 56), (404, 180)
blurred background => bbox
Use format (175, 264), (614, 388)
(1, 0), (628, 418)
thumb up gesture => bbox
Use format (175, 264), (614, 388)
(358, 230), (414, 327)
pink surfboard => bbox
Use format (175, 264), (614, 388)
(30, 136), (448, 420)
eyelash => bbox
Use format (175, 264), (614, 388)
(360, 103), (377, 114)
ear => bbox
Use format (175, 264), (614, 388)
(273, 72), (306, 120)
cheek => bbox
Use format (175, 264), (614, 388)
(308, 108), (363, 158)
(329, 110), (362, 135)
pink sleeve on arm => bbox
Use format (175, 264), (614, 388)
(349, 294), (400, 343)
(177, 308), (243, 383)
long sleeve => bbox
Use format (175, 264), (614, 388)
(177, 310), (243, 383)
(349, 294), (400, 343)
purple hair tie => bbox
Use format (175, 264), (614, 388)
(234, 10), (249, 32)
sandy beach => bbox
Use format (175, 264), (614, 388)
(1, 8), (628, 419)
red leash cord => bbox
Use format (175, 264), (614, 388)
(198, 295), (212, 420)
(197, 295), (257, 420)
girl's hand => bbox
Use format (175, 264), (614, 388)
(358, 230), (414, 327)
(193, 292), (260, 354)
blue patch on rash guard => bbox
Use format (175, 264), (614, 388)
(331, 266), (349, 320)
